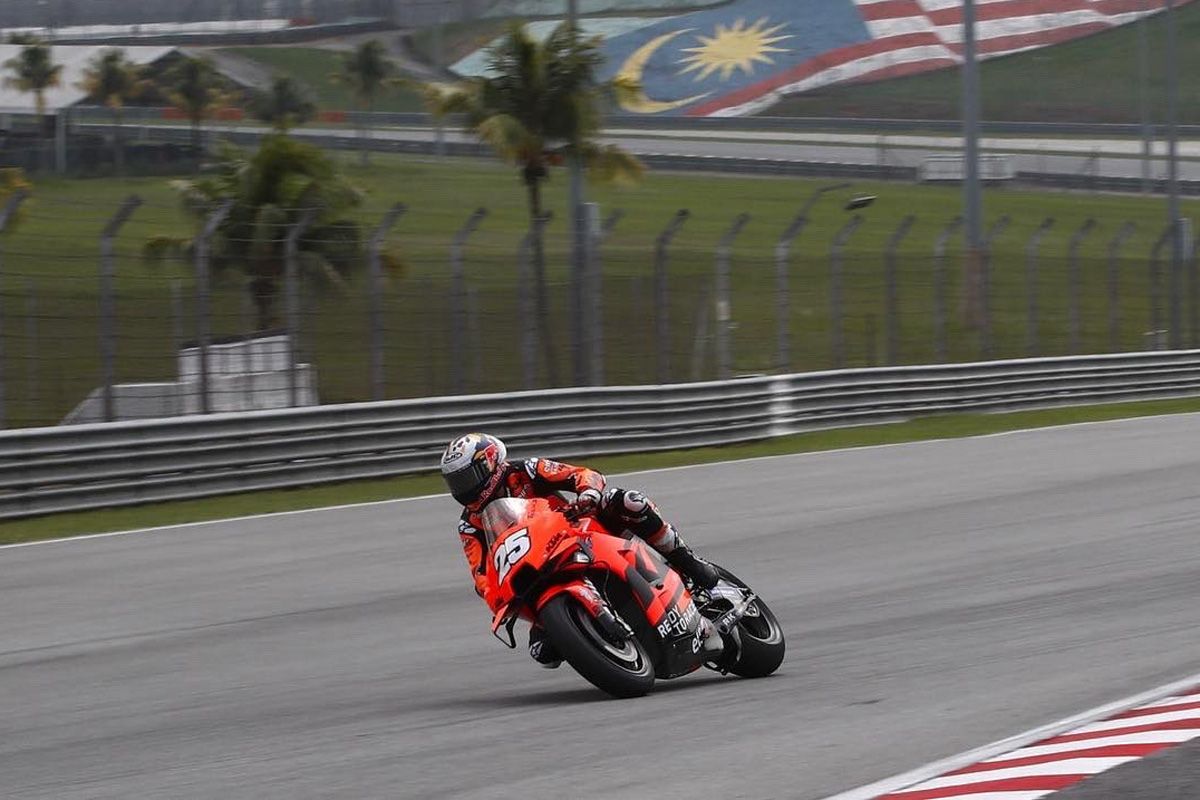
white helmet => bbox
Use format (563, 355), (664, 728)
(440, 433), (508, 508)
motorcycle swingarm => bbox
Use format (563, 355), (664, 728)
(709, 589), (757, 635)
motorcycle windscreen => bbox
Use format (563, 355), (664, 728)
(478, 497), (532, 547)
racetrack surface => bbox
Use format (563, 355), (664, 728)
(3, 415), (1200, 799)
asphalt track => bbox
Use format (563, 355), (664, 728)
(3, 414), (1200, 799)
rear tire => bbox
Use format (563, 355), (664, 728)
(539, 594), (655, 699)
(713, 566), (786, 679)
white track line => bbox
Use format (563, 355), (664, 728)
(3, 410), (1197, 552)
(820, 670), (1200, 800)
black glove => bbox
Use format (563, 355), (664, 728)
(566, 488), (602, 520)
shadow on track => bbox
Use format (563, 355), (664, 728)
(437, 672), (743, 711)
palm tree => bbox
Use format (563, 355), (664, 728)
(251, 75), (317, 132)
(161, 55), (224, 161)
(2, 40), (62, 133)
(77, 49), (145, 176)
(331, 40), (395, 166)
(424, 22), (642, 385)
(151, 134), (366, 331)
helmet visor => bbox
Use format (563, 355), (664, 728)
(445, 458), (493, 505)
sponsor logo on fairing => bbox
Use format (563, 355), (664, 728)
(656, 599), (700, 638)
(542, 530), (567, 555)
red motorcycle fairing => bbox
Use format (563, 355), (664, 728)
(483, 497), (711, 679)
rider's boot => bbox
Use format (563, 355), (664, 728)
(664, 538), (721, 590)
(528, 624), (562, 669)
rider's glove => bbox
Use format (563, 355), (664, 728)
(567, 488), (602, 519)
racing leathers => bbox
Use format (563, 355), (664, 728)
(456, 457), (719, 664)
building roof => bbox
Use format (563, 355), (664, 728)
(0, 44), (176, 115)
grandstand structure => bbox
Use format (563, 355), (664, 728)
(0, 1), (491, 30)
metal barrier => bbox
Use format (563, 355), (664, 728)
(4, 350), (1200, 519)
(918, 154), (1017, 183)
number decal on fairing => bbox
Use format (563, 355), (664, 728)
(493, 528), (531, 582)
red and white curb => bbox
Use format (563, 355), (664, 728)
(823, 672), (1200, 800)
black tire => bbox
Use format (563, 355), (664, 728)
(713, 566), (786, 679)
(539, 594), (655, 699)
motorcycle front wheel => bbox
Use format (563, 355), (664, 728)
(539, 594), (655, 699)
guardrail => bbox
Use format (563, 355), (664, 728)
(70, 107), (1200, 138)
(80, 123), (1200, 195)
(4, 350), (1200, 519)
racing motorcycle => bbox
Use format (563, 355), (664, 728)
(482, 496), (785, 698)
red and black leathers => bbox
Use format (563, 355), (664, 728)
(458, 457), (681, 610)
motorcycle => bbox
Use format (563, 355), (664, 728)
(481, 496), (785, 698)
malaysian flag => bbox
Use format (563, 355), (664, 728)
(589, 0), (1191, 117)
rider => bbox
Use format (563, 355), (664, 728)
(441, 432), (720, 668)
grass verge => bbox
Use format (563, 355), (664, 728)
(4, 396), (1199, 546)
(8, 154), (1194, 427)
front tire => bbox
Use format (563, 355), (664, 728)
(539, 594), (655, 699)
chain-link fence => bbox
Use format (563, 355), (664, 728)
(0, 194), (1194, 429)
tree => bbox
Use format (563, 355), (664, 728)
(161, 55), (224, 161)
(423, 22), (642, 385)
(3, 40), (62, 132)
(77, 48), (145, 176)
(330, 39), (395, 167)
(251, 75), (317, 132)
(151, 134), (366, 331)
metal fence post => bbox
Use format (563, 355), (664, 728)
(831, 215), (865, 369)
(285, 208), (317, 408)
(980, 215), (1010, 360)
(449, 207), (486, 394)
(1150, 224), (1173, 349)
(99, 195), (142, 423)
(25, 279), (37, 410)
(367, 203), (407, 401)
(587, 208), (622, 386)
(774, 212), (808, 373)
(1068, 218), (1097, 354)
(1106, 222), (1136, 352)
(1025, 218), (1055, 357)
(1188, 220), (1199, 348)
(715, 213), (750, 380)
(654, 210), (689, 384)
(884, 215), (916, 365)
(519, 213), (552, 389)
(934, 216), (963, 362)
(194, 200), (233, 414)
(0, 190), (28, 429)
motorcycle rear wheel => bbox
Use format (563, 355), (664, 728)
(539, 594), (655, 699)
(714, 566), (786, 678)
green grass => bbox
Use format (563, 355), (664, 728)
(767, 3), (1200, 123)
(4, 152), (1195, 428)
(4, 395), (1200, 545)
(218, 47), (426, 113)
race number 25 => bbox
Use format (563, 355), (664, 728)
(493, 529), (531, 582)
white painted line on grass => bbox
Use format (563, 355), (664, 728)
(819, 670), (1200, 800)
(4, 409), (1198, 552)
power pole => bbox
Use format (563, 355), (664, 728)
(962, 0), (984, 328)
(1138, 0), (1152, 194)
(567, 0), (588, 385)
(1166, 0), (1183, 347)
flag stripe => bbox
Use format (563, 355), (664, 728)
(690, 0), (1192, 116)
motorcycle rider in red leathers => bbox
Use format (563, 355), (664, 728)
(441, 432), (720, 668)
